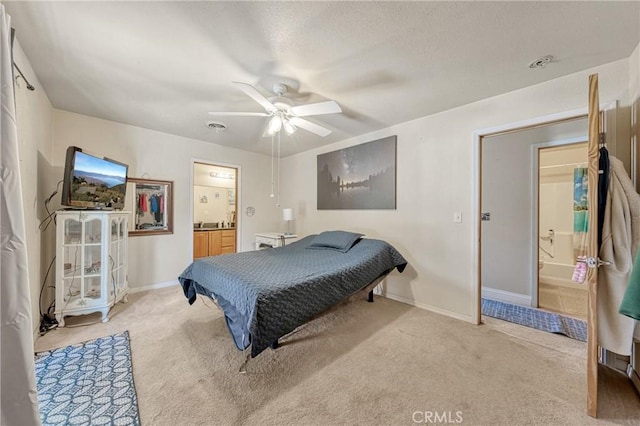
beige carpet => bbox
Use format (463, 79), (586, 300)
(36, 286), (639, 425)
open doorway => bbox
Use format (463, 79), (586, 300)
(537, 142), (588, 319)
(192, 162), (238, 260)
(480, 118), (588, 311)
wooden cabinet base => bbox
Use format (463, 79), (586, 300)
(194, 229), (236, 259)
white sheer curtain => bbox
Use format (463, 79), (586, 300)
(0, 5), (41, 425)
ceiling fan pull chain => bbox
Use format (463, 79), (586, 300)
(270, 134), (275, 198)
(277, 131), (281, 207)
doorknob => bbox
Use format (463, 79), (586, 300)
(586, 257), (611, 268)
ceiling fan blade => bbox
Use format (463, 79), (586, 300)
(289, 117), (332, 137)
(232, 81), (277, 113)
(208, 112), (270, 117)
(290, 100), (342, 117)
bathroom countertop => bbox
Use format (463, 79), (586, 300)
(194, 227), (235, 231)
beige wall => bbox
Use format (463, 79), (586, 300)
(281, 59), (630, 321)
(13, 41), (55, 333)
(52, 110), (280, 289)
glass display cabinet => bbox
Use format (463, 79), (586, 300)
(55, 211), (129, 326)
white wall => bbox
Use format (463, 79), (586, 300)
(481, 120), (586, 300)
(193, 185), (234, 224)
(13, 41), (55, 333)
(52, 110), (280, 290)
(281, 59), (630, 321)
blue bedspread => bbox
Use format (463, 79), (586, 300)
(178, 235), (407, 357)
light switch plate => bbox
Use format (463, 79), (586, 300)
(453, 212), (462, 223)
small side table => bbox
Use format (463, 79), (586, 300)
(255, 233), (298, 250)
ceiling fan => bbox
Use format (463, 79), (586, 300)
(209, 82), (342, 137)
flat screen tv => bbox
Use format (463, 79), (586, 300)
(61, 146), (128, 209)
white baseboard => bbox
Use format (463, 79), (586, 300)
(482, 287), (531, 306)
(129, 280), (179, 293)
(381, 292), (475, 324)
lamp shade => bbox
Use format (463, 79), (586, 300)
(282, 208), (294, 221)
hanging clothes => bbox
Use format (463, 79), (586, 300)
(598, 146), (610, 250)
(620, 249), (640, 320)
(139, 193), (148, 213)
(149, 193), (158, 214)
(598, 155), (640, 356)
(149, 194), (163, 224)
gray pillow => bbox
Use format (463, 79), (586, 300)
(307, 231), (364, 253)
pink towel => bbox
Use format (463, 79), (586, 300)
(572, 257), (587, 283)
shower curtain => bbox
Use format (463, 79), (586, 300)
(573, 167), (589, 254)
(572, 167), (588, 283)
(0, 6), (41, 425)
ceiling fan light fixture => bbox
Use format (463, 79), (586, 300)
(267, 115), (283, 135)
(283, 120), (297, 135)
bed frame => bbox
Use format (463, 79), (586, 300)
(243, 269), (390, 367)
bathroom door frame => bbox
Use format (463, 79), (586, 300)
(472, 100), (616, 325)
(189, 158), (242, 259)
(530, 137), (588, 308)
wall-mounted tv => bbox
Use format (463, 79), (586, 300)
(61, 146), (128, 209)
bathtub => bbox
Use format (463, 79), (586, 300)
(538, 231), (587, 290)
(539, 261), (587, 290)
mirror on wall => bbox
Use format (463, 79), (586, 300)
(125, 178), (173, 236)
(193, 163), (237, 229)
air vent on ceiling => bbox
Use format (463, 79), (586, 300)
(206, 121), (227, 131)
(528, 55), (553, 69)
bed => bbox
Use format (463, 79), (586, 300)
(178, 231), (407, 358)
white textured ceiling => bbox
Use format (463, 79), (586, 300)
(5, 1), (640, 157)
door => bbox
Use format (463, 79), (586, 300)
(586, 73), (601, 417)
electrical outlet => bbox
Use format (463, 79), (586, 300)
(453, 212), (462, 223)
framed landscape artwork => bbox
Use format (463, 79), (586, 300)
(317, 135), (397, 210)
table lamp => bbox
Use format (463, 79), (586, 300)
(282, 208), (294, 235)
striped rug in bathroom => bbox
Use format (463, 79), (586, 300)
(481, 298), (587, 342)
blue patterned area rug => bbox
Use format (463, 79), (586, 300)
(481, 298), (587, 342)
(35, 331), (140, 426)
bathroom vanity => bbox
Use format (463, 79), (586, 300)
(193, 227), (236, 259)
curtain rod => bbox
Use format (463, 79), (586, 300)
(10, 27), (35, 91)
(13, 62), (34, 91)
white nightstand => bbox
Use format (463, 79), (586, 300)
(255, 233), (298, 250)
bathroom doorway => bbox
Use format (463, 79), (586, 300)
(192, 162), (239, 260)
(537, 142), (588, 319)
(480, 119), (588, 309)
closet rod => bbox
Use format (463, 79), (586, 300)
(136, 185), (163, 190)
